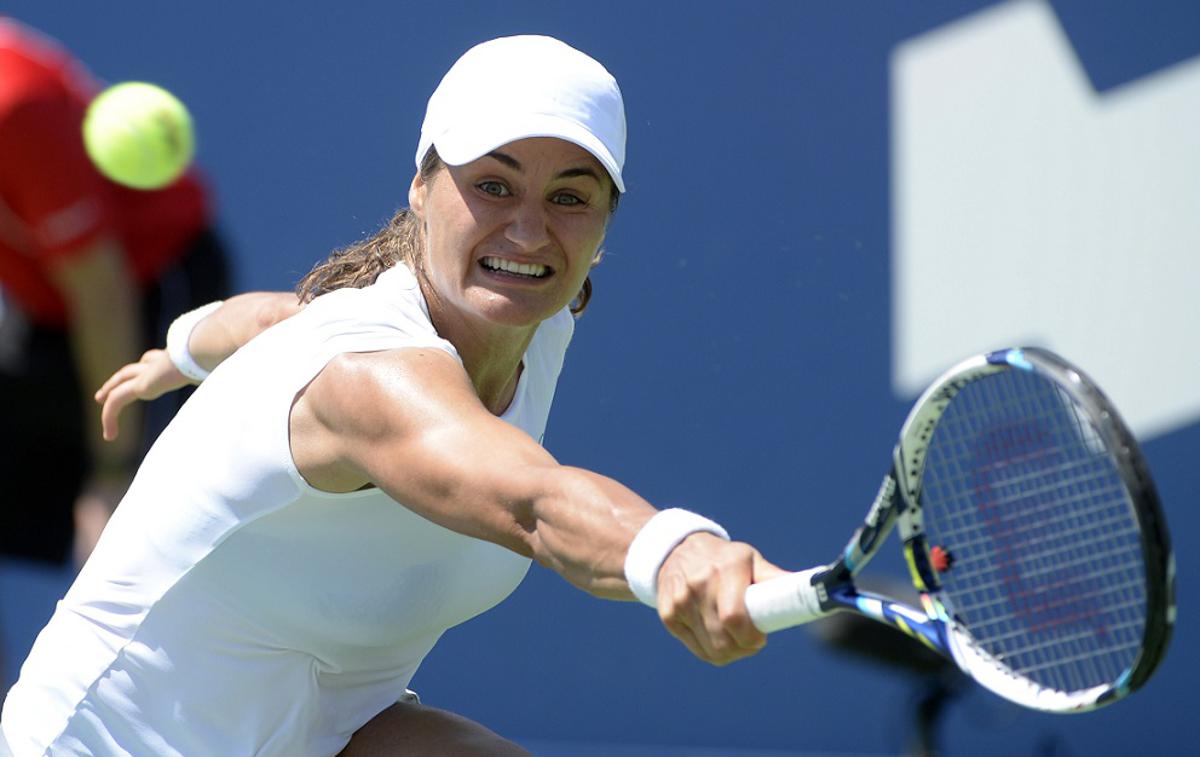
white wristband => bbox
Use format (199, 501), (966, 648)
(624, 508), (730, 608)
(166, 300), (223, 382)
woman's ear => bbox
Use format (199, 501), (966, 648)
(409, 172), (426, 220)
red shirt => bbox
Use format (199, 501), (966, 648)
(0, 18), (210, 327)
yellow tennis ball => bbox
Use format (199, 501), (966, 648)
(82, 82), (195, 190)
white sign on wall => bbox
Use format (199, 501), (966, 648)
(891, 0), (1200, 439)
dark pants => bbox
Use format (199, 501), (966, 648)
(0, 229), (230, 565)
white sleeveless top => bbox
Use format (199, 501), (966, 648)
(1, 265), (574, 756)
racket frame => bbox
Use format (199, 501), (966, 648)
(749, 347), (1175, 713)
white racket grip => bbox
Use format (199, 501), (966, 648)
(745, 567), (829, 633)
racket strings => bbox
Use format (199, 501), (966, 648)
(954, 573), (1146, 632)
(927, 454), (1123, 515)
(941, 499), (1135, 566)
(918, 369), (1146, 696)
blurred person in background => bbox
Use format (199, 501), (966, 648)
(0, 16), (229, 692)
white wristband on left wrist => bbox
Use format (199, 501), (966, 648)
(624, 508), (730, 608)
(165, 300), (223, 382)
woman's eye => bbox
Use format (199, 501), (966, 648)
(552, 193), (583, 206)
(478, 181), (510, 197)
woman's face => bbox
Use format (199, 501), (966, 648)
(410, 137), (613, 330)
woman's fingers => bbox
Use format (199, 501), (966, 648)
(660, 609), (709, 663)
(716, 559), (768, 653)
(100, 379), (140, 441)
(95, 350), (189, 441)
(656, 535), (769, 666)
(95, 361), (144, 404)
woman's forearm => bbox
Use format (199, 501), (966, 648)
(189, 292), (302, 372)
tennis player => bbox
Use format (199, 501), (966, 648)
(1, 36), (785, 755)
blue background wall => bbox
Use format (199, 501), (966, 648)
(3, 2), (1197, 754)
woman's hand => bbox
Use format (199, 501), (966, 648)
(94, 349), (189, 441)
(655, 534), (789, 666)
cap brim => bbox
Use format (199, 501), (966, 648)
(432, 114), (625, 193)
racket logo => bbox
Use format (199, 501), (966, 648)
(864, 476), (896, 527)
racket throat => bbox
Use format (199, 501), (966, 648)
(828, 585), (949, 655)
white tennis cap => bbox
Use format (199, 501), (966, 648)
(415, 35), (626, 193)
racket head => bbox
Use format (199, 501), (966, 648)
(895, 347), (1174, 712)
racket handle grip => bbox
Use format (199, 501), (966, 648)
(745, 567), (828, 633)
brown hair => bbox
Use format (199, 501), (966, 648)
(295, 147), (619, 316)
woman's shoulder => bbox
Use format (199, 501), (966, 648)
(307, 266), (425, 324)
(528, 307), (575, 363)
(291, 266), (457, 358)
(540, 306), (575, 341)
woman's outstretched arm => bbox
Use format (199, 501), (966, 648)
(96, 292), (301, 439)
(291, 348), (788, 666)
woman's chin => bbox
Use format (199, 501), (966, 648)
(466, 289), (567, 329)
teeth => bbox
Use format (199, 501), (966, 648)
(481, 256), (548, 278)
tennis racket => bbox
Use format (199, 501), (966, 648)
(745, 347), (1175, 713)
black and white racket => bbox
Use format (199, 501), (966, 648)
(745, 347), (1175, 712)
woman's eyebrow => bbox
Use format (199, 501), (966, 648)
(485, 150), (522, 170)
(484, 151), (601, 183)
(556, 167), (601, 183)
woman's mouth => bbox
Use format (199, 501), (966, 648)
(480, 256), (551, 279)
